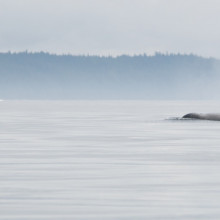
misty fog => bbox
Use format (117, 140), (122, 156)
(0, 52), (219, 100)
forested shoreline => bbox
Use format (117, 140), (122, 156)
(0, 52), (218, 99)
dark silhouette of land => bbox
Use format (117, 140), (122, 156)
(0, 52), (219, 99)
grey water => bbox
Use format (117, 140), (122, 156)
(1, 100), (220, 220)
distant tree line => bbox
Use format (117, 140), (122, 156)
(0, 52), (219, 99)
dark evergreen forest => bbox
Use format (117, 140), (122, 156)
(0, 52), (219, 99)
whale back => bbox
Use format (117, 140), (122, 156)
(182, 113), (220, 121)
(182, 113), (202, 119)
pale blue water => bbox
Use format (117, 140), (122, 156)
(1, 100), (220, 220)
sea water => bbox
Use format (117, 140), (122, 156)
(0, 100), (220, 220)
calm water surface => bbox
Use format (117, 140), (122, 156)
(0, 100), (220, 220)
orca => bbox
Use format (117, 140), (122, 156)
(182, 113), (220, 121)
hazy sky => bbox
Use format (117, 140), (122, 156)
(1, 0), (220, 57)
